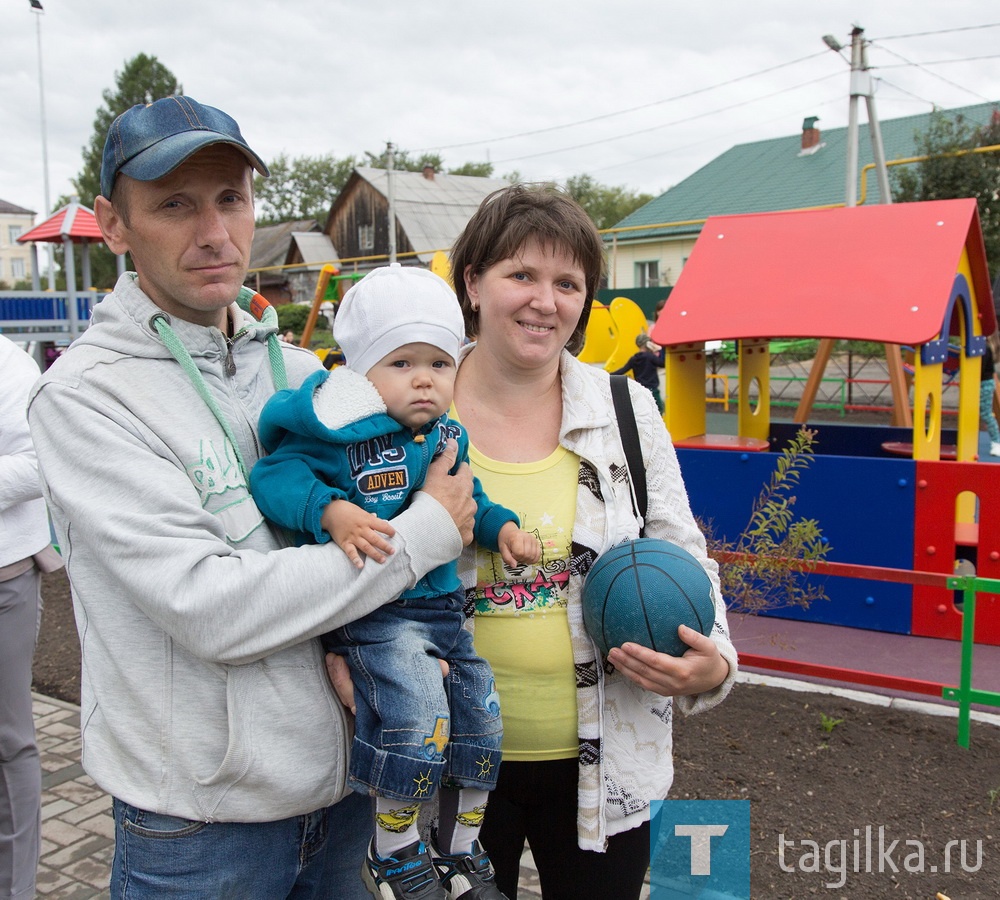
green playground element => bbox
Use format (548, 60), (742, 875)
(942, 574), (1000, 748)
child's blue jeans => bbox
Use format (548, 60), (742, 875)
(323, 590), (503, 802)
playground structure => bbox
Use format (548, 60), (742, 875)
(0, 200), (127, 366)
(295, 263), (365, 366)
(297, 250), (455, 367)
(7, 199), (996, 652)
(639, 198), (998, 648)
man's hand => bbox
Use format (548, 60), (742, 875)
(326, 652), (449, 717)
(320, 499), (395, 568)
(326, 652), (357, 714)
(420, 439), (476, 544)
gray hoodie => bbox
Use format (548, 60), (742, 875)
(27, 274), (462, 823)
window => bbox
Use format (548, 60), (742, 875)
(8, 225), (23, 244)
(635, 260), (659, 288)
(358, 224), (375, 251)
(11, 258), (26, 280)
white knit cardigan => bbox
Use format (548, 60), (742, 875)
(458, 347), (738, 851)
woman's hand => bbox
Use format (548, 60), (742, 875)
(606, 626), (729, 697)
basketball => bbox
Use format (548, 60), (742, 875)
(581, 538), (716, 657)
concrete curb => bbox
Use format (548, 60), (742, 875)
(736, 670), (1000, 727)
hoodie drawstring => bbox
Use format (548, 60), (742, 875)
(150, 300), (289, 485)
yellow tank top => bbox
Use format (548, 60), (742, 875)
(466, 443), (580, 760)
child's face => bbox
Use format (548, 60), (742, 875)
(366, 342), (457, 431)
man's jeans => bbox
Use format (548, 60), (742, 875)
(110, 792), (371, 899)
(323, 591), (503, 802)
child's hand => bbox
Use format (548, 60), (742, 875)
(498, 522), (542, 568)
(321, 499), (395, 569)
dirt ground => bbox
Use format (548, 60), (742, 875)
(35, 569), (999, 899)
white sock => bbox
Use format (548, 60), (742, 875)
(437, 787), (490, 855)
(373, 797), (424, 859)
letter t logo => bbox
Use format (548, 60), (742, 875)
(675, 824), (729, 875)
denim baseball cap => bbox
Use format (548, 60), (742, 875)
(100, 96), (269, 198)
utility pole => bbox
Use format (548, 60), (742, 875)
(386, 142), (397, 265)
(844, 26), (891, 206)
(796, 26), (909, 427)
(29, 0), (56, 290)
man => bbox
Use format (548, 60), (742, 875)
(1, 335), (61, 900)
(27, 96), (476, 899)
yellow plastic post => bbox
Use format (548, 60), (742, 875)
(663, 343), (706, 442)
(299, 264), (338, 348)
(737, 339), (771, 441)
(955, 249), (983, 466)
(911, 354), (943, 461)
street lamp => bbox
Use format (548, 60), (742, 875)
(821, 34), (844, 54)
(28, 0), (56, 290)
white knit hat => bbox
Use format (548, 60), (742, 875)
(334, 264), (465, 375)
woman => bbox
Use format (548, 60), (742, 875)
(449, 184), (738, 899)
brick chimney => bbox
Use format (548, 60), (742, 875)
(801, 116), (821, 151)
(422, 165), (436, 181)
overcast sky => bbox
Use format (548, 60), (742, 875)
(3, 1), (1000, 221)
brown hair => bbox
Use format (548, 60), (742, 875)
(109, 176), (133, 229)
(451, 183), (605, 355)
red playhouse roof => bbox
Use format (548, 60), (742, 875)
(17, 201), (104, 244)
(650, 198), (997, 347)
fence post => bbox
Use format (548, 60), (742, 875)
(942, 574), (1000, 748)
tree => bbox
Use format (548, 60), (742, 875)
(362, 147), (495, 178)
(447, 161), (495, 178)
(71, 54), (182, 209)
(62, 54), (181, 289)
(892, 109), (1000, 277)
(276, 302), (330, 335)
(254, 153), (357, 225)
(254, 150), (496, 227)
(564, 174), (655, 231)
(363, 147), (444, 173)
(703, 427), (831, 615)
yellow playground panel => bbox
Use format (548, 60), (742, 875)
(430, 250), (453, 287)
(579, 296), (651, 369)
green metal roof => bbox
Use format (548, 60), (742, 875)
(610, 101), (1000, 241)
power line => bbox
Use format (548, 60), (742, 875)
(487, 71), (842, 166)
(872, 23), (1000, 41)
(875, 78), (938, 109)
(416, 50), (830, 153)
(576, 93), (846, 180)
(870, 43), (993, 103)
(873, 53), (1000, 69)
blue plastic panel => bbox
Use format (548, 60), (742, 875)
(677, 446), (917, 634)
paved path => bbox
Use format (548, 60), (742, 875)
(33, 695), (112, 898)
(30, 691), (558, 899)
(32, 659), (997, 899)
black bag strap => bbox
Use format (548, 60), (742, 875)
(610, 374), (648, 531)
